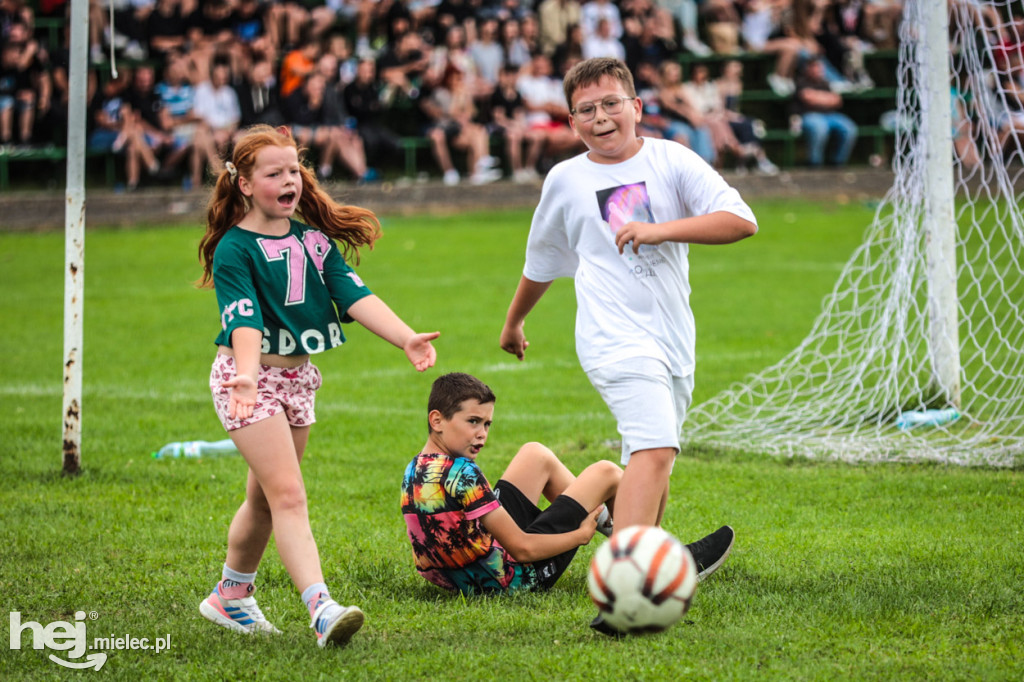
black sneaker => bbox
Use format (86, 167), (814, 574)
(685, 525), (735, 582)
(589, 613), (625, 637)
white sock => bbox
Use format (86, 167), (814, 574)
(596, 506), (613, 536)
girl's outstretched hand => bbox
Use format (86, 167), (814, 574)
(222, 374), (257, 420)
(404, 331), (440, 372)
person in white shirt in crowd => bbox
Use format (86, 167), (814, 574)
(193, 58), (241, 157)
(517, 52), (585, 169)
(579, 0), (622, 40)
(583, 16), (626, 60)
(468, 17), (505, 92)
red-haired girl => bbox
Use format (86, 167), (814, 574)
(196, 125), (439, 647)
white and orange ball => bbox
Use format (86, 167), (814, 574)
(587, 525), (698, 633)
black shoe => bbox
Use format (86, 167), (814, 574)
(589, 613), (625, 637)
(685, 525), (734, 582)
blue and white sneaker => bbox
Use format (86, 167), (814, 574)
(311, 599), (364, 648)
(199, 582), (281, 635)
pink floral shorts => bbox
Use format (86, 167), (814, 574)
(210, 354), (323, 431)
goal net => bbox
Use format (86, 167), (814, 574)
(682, 0), (1024, 465)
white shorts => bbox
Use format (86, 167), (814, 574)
(585, 357), (695, 465)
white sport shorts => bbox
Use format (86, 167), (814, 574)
(586, 356), (695, 465)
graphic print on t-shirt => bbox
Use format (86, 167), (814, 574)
(596, 181), (665, 278)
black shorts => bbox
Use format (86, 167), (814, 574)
(494, 479), (588, 590)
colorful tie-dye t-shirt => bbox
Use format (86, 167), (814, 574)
(401, 452), (537, 594)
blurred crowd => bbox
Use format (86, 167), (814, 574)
(1, 0), (975, 190)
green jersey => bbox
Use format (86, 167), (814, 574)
(212, 219), (372, 355)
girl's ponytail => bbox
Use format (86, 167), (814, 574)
(198, 165), (249, 288)
(297, 166), (382, 265)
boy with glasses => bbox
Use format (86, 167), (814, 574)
(499, 57), (757, 633)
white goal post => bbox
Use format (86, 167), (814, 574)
(63, 0), (89, 474)
(682, 0), (1024, 465)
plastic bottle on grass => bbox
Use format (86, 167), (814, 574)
(894, 408), (961, 430)
(153, 439), (239, 459)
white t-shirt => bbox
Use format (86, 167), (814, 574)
(517, 74), (564, 126)
(582, 34), (626, 61)
(523, 137), (756, 377)
(194, 82), (241, 131)
(580, 0), (623, 38)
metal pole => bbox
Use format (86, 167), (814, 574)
(63, 0), (88, 474)
(921, 0), (961, 407)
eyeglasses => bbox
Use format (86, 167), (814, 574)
(571, 96), (636, 121)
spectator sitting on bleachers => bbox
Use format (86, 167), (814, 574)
(700, 0), (743, 54)
(500, 17), (533, 69)
(324, 32), (359, 87)
(145, 0), (190, 64)
(156, 51), (220, 190)
(192, 58), (240, 157)
(432, 0), (477, 48)
(86, 0), (153, 64)
(683, 62), (745, 166)
(265, 0), (315, 50)
(859, 0), (901, 49)
(234, 53), (284, 127)
(124, 63), (174, 161)
(283, 71), (370, 181)
(818, 0), (875, 91)
(622, 14), (677, 74)
(792, 55), (858, 166)
(186, 0), (235, 62)
(716, 59), (780, 173)
(42, 17), (84, 140)
(432, 23), (490, 97)
(583, 16), (626, 59)
(377, 26), (431, 113)
(631, 59), (693, 147)
(519, 13), (543, 54)
(0, 19), (49, 146)
(656, 58), (715, 163)
(580, 0), (623, 41)
(88, 68), (162, 190)
(421, 64), (502, 185)
(343, 56), (404, 167)
(278, 29), (320, 99)
(1, 0), (35, 37)
(739, 0), (804, 95)
(317, 50), (377, 182)
(467, 17), (504, 92)
(516, 52), (583, 167)
(489, 62), (545, 182)
(552, 22), (585, 72)
(229, 0), (275, 66)
(537, 0), (581, 56)
(306, 0), (349, 44)
(655, 0), (712, 56)
(788, 0), (854, 90)
(190, 0), (261, 77)
(620, 0), (676, 46)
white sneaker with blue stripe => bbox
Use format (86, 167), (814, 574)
(310, 599), (364, 648)
(199, 583), (281, 635)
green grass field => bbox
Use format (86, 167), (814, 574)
(1, 199), (1021, 681)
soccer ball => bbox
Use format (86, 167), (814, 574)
(587, 525), (698, 633)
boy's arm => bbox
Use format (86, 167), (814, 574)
(614, 210), (757, 253)
(346, 294), (440, 372)
(480, 505), (598, 563)
(500, 276), (552, 360)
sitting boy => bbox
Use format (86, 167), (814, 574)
(401, 372), (621, 595)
